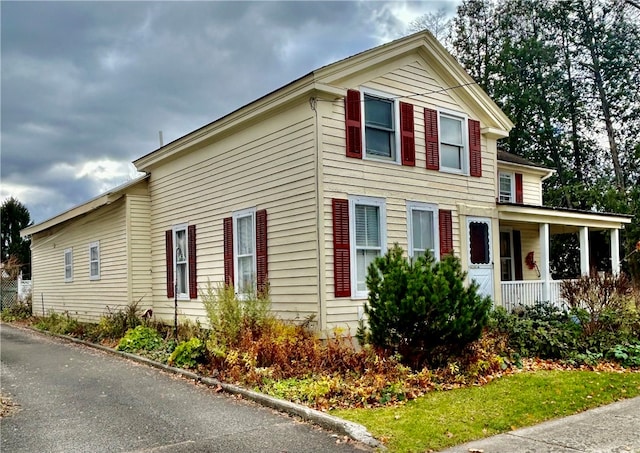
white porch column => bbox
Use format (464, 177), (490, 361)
(579, 226), (590, 276)
(610, 229), (620, 275)
(539, 223), (551, 302)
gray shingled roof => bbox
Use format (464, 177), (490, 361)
(497, 151), (551, 170)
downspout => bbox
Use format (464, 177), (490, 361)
(310, 96), (326, 333)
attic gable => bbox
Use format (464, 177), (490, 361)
(312, 31), (513, 134)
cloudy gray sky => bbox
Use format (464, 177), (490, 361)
(1, 1), (458, 224)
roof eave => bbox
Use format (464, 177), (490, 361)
(498, 203), (632, 229)
(21, 175), (149, 237)
(498, 160), (555, 178)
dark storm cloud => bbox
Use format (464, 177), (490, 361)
(1, 1), (455, 223)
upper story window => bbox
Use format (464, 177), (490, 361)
(499, 172), (515, 202)
(363, 93), (397, 161)
(498, 171), (523, 204)
(234, 208), (257, 296)
(349, 196), (386, 298)
(345, 88), (416, 166)
(440, 113), (466, 172)
(64, 248), (73, 282)
(407, 202), (439, 259)
(425, 108), (481, 177)
(89, 241), (100, 280)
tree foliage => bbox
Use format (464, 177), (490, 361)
(447, 0), (640, 283)
(357, 244), (492, 368)
(1, 197), (32, 278)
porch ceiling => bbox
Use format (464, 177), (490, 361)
(497, 203), (632, 231)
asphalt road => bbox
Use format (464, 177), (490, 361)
(0, 324), (367, 453)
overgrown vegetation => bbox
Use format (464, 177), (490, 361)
(489, 273), (640, 367)
(116, 325), (164, 353)
(7, 272), (639, 416)
(0, 293), (32, 322)
(168, 337), (205, 368)
(357, 244), (492, 367)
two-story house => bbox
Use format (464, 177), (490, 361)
(22, 31), (631, 332)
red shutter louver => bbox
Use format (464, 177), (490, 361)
(515, 173), (524, 204)
(400, 102), (415, 166)
(188, 224), (197, 299)
(332, 199), (351, 297)
(165, 230), (174, 299)
(256, 209), (268, 296)
(223, 217), (234, 287)
(439, 209), (453, 258)
(468, 119), (482, 177)
(425, 108), (439, 170)
(345, 89), (362, 159)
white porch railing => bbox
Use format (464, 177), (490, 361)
(500, 280), (568, 312)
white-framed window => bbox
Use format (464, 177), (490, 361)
(362, 89), (400, 163)
(173, 224), (189, 299)
(499, 172), (515, 202)
(500, 229), (515, 281)
(439, 112), (467, 172)
(89, 241), (100, 280)
(64, 248), (73, 282)
(349, 196), (386, 298)
(233, 208), (256, 296)
(407, 202), (439, 259)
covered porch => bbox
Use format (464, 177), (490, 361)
(496, 203), (631, 311)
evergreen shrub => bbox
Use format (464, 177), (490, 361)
(357, 244), (492, 368)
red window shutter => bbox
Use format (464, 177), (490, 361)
(515, 173), (524, 203)
(223, 217), (234, 287)
(165, 230), (174, 299)
(256, 209), (268, 296)
(469, 119), (482, 177)
(188, 225), (197, 299)
(424, 108), (439, 170)
(400, 102), (415, 166)
(345, 89), (362, 159)
(332, 199), (351, 297)
(439, 209), (453, 258)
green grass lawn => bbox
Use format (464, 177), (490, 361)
(332, 370), (640, 452)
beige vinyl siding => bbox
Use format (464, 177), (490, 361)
(127, 194), (152, 310)
(522, 172), (543, 205)
(499, 222), (541, 282)
(497, 163), (545, 206)
(518, 223), (543, 281)
(30, 198), (129, 321)
(320, 60), (500, 330)
(147, 102), (319, 324)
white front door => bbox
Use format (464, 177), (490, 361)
(467, 217), (494, 300)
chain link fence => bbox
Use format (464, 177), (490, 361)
(1, 278), (18, 310)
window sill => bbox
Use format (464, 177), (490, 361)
(440, 167), (467, 176)
(362, 155), (401, 165)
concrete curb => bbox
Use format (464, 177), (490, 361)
(15, 325), (383, 450)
